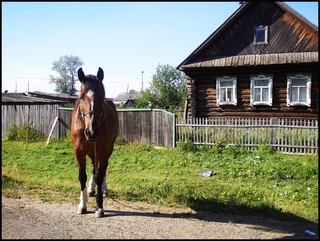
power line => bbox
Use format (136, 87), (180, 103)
(3, 76), (143, 83)
(3, 76), (51, 80)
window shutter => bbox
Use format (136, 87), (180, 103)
(250, 79), (254, 106)
(268, 78), (273, 106)
(287, 79), (291, 106)
(233, 79), (237, 106)
(216, 79), (220, 106)
(307, 78), (311, 107)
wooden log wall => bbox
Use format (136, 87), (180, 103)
(186, 69), (318, 118)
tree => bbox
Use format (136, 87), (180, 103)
(49, 55), (84, 95)
(136, 64), (186, 110)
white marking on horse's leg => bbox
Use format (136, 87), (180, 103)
(77, 187), (88, 214)
(95, 208), (105, 218)
(102, 176), (108, 197)
(87, 174), (96, 196)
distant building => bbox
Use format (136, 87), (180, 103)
(113, 92), (140, 108)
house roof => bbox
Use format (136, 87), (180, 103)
(177, 2), (318, 71)
(113, 93), (139, 102)
(112, 92), (140, 106)
(181, 52), (318, 69)
(1, 91), (77, 105)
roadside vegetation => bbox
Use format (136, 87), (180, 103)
(2, 126), (318, 223)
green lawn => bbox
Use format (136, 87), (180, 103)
(2, 138), (318, 223)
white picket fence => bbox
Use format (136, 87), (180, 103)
(176, 117), (318, 154)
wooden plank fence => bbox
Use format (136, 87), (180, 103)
(1, 104), (60, 139)
(117, 109), (175, 147)
(176, 117), (318, 154)
(2, 104), (317, 154)
(57, 108), (176, 147)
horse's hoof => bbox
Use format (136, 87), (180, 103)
(88, 191), (95, 197)
(95, 208), (104, 218)
(103, 191), (108, 198)
(77, 207), (87, 214)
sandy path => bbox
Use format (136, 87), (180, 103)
(1, 196), (318, 239)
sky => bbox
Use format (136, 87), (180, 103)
(2, 2), (318, 98)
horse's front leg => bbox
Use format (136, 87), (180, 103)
(94, 168), (106, 218)
(75, 150), (87, 214)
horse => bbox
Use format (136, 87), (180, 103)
(71, 67), (118, 218)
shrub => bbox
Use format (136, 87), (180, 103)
(5, 124), (45, 142)
(177, 138), (198, 152)
(115, 137), (128, 145)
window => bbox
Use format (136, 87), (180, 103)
(287, 74), (311, 107)
(216, 76), (237, 106)
(250, 74), (273, 106)
(254, 25), (268, 44)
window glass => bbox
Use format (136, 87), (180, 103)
(299, 87), (307, 102)
(220, 80), (233, 87)
(226, 88), (233, 102)
(255, 79), (268, 87)
(254, 88), (261, 101)
(256, 28), (265, 42)
(262, 88), (268, 101)
(291, 88), (298, 102)
(292, 79), (306, 86)
(220, 88), (226, 102)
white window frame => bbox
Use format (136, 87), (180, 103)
(254, 25), (268, 45)
(250, 74), (273, 106)
(287, 73), (311, 107)
(216, 76), (237, 106)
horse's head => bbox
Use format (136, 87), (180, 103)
(78, 67), (105, 141)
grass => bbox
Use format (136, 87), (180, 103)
(1, 138), (318, 223)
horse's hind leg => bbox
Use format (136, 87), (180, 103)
(87, 173), (108, 197)
(102, 175), (108, 197)
(88, 169), (96, 197)
(87, 159), (108, 197)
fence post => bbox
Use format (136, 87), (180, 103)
(173, 114), (176, 148)
(58, 107), (61, 139)
(270, 117), (277, 150)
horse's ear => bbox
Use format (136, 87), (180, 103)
(78, 68), (86, 83)
(97, 67), (104, 82)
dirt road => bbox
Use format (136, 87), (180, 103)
(2, 196), (318, 239)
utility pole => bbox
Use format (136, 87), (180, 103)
(141, 71), (144, 91)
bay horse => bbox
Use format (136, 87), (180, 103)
(71, 67), (118, 218)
